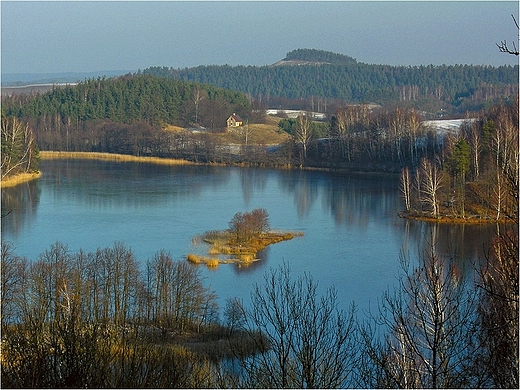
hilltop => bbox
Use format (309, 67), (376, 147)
(271, 48), (357, 66)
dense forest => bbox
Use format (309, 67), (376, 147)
(2, 74), (251, 129)
(141, 49), (518, 115)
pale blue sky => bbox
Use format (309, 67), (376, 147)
(1, 1), (519, 75)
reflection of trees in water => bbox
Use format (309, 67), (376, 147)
(1, 180), (41, 238)
(275, 170), (399, 223)
(403, 221), (498, 280)
(276, 170), (319, 218)
(238, 168), (268, 208)
(313, 172), (398, 227)
(40, 160), (234, 209)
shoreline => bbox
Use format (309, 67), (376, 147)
(1, 171), (42, 188)
(397, 211), (514, 225)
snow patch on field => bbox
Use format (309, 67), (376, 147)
(423, 119), (475, 136)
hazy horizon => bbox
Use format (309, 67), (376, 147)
(2, 1), (519, 77)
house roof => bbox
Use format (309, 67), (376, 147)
(228, 113), (242, 122)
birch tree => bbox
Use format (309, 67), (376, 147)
(1, 114), (39, 178)
(420, 157), (444, 218)
(400, 167), (412, 213)
(294, 113), (313, 166)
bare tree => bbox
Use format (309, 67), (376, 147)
(192, 86), (207, 124)
(1, 114), (38, 178)
(360, 231), (483, 388)
(294, 113), (313, 166)
(1, 241), (27, 332)
(238, 263), (358, 388)
(462, 119), (482, 180)
(496, 14), (519, 55)
(477, 226), (519, 388)
(223, 297), (246, 336)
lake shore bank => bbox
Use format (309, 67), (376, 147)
(397, 211), (514, 225)
(1, 171), (42, 188)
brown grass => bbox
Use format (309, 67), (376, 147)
(186, 254), (221, 268)
(1, 171), (42, 188)
(163, 124), (186, 132)
(205, 258), (220, 268)
(186, 254), (202, 264)
(190, 230), (302, 267)
(217, 119), (290, 145)
(39, 151), (196, 166)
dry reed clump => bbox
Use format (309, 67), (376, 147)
(1, 171), (42, 188)
(236, 253), (255, 262)
(208, 245), (232, 255)
(207, 246), (221, 255)
(186, 254), (202, 264)
(187, 253), (220, 268)
(205, 258), (220, 268)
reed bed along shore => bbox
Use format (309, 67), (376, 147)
(1, 171), (42, 188)
(39, 151), (198, 166)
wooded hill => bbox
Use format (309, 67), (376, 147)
(142, 49), (518, 115)
(2, 74), (251, 129)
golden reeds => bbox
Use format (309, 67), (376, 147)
(39, 151), (196, 166)
(188, 230), (302, 267)
(1, 171), (42, 188)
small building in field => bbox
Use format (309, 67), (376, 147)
(226, 113), (243, 128)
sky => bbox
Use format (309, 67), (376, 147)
(1, 1), (519, 76)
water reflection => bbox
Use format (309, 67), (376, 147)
(1, 180), (41, 238)
(320, 172), (398, 227)
(238, 168), (268, 207)
(1, 159), (500, 312)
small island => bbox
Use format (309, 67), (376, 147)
(187, 208), (302, 268)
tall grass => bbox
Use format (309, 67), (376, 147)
(39, 151), (197, 166)
(1, 171), (41, 188)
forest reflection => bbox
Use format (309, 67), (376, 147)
(1, 159), (498, 274)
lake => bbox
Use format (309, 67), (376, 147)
(1, 159), (498, 314)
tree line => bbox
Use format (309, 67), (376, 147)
(274, 96), (517, 221)
(1, 217), (517, 388)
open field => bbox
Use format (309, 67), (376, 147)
(217, 115), (290, 145)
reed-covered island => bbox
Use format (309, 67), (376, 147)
(187, 208), (302, 267)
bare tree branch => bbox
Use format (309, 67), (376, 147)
(496, 14), (519, 56)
